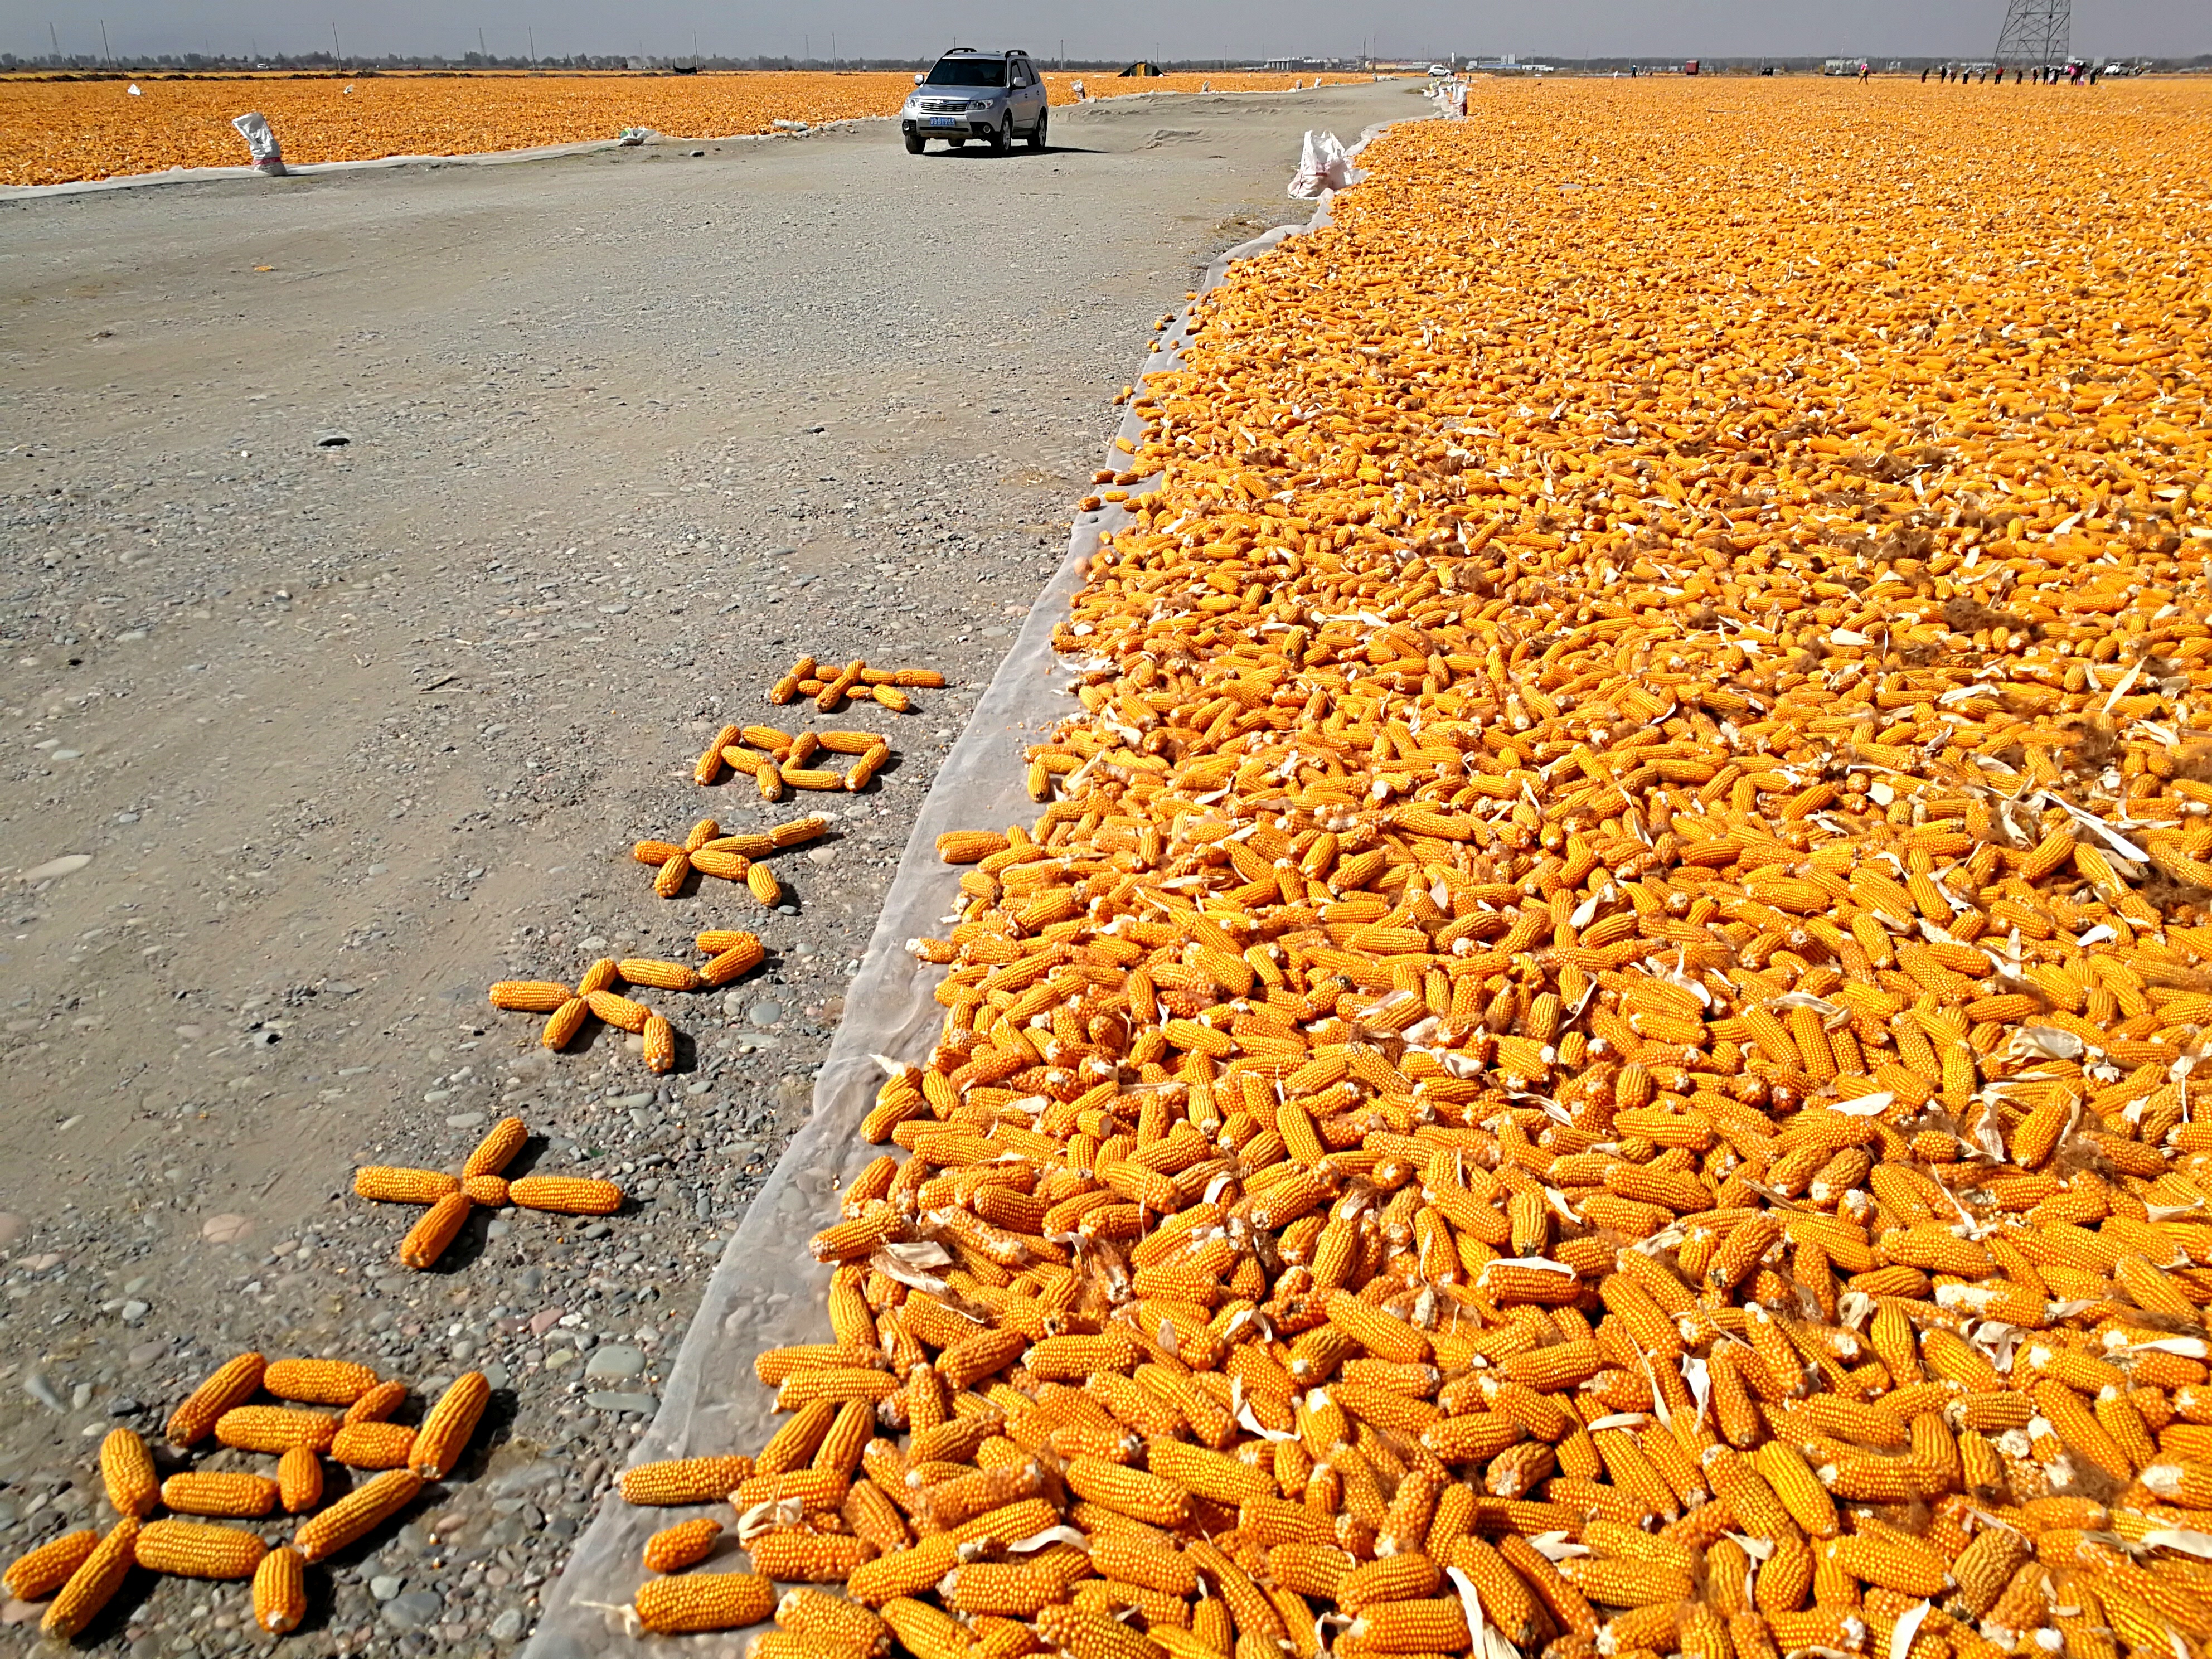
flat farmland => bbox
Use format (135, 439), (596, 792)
(0, 70), (1372, 187)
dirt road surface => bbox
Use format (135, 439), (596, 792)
(0, 80), (1415, 1653)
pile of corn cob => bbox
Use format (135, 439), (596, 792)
(2, 1354), (488, 1640)
(634, 816), (831, 909)
(698, 724), (896, 801)
(355, 1114), (625, 1268)
(767, 656), (945, 715)
(488, 925), (778, 1074)
(582, 82), (2212, 1658)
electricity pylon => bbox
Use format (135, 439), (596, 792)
(1994, 0), (2069, 70)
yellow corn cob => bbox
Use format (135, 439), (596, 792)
(585, 987), (652, 1033)
(637, 1570), (779, 1633)
(621, 1453), (755, 1506)
(489, 979), (574, 1012)
(1337, 1551), (1442, 1613)
(749, 863), (783, 905)
(1034, 1604), (1164, 1659)
(463, 1173), (510, 1205)
(1947, 1527), (2030, 1618)
(622, 957), (702, 992)
(1561, 1558), (1696, 1607)
(758, 1398), (838, 1476)
(644, 1012), (677, 1074)
(343, 1379), (409, 1426)
(4, 1527), (99, 1600)
(846, 744), (891, 790)
(263, 1357), (380, 1405)
(1343, 1597), (1471, 1652)
(99, 1427), (158, 1518)
(937, 831), (1010, 864)
(769, 816), (828, 849)
(770, 659), (814, 704)
(293, 1467), (423, 1563)
(847, 1536), (961, 1605)
(634, 839), (684, 866)
(810, 1207), (904, 1263)
(1826, 1532), (1949, 1597)
(214, 1405), (338, 1455)
(1065, 1455), (1192, 1525)
(353, 1166), (460, 1204)
(333, 1420), (418, 1469)
(934, 1555), (1072, 1617)
(746, 1530), (876, 1583)
(655, 850), (694, 895)
(542, 996), (590, 1048)
(159, 1471), (279, 1518)
(576, 957), (620, 995)
(1459, 1539), (1548, 1655)
(644, 1516), (727, 1574)
(750, 1631), (877, 1659)
(40, 1518), (138, 1639)
(1147, 1438), (1274, 1506)
(253, 1544), (308, 1634)
(463, 1114), (529, 1178)
(704, 935), (768, 984)
(696, 722), (743, 784)
(508, 1175), (624, 1214)
(277, 1444), (325, 1514)
(1324, 1289), (1431, 1364)
(399, 1190), (473, 1269)
(134, 1519), (268, 1580)
(409, 1369), (489, 1481)
(1753, 1439), (1840, 1537)
(777, 1587), (890, 1648)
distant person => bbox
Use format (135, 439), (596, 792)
(1860, 61), (1870, 80)
(1921, 66), (1928, 81)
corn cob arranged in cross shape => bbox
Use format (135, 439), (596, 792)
(350, 1112), (627, 1267)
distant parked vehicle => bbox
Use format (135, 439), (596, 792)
(900, 47), (1050, 154)
(1427, 64), (1451, 76)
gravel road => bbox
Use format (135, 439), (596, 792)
(0, 80), (1417, 1655)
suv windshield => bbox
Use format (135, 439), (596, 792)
(926, 57), (1006, 87)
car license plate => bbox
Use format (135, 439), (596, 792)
(925, 117), (958, 129)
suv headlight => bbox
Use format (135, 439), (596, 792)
(968, 99), (992, 109)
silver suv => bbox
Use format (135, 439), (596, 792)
(901, 48), (1049, 154)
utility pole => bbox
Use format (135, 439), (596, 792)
(479, 26), (488, 60)
(528, 26), (535, 63)
(99, 17), (110, 62)
(331, 20), (341, 62)
(49, 20), (59, 62)
(1994, 0), (2069, 70)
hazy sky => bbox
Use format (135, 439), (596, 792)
(9, 0), (2202, 64)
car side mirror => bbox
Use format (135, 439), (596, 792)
(913, 73), (924, 84)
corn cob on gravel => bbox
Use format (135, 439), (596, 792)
(597, 85), (2212, 1659)
(482, 925), (784, 1075)
(1, 1350), (506, 1640)
(349, 1112), (627, 1265)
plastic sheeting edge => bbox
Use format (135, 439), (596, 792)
(519, 107), (1424, 1659)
